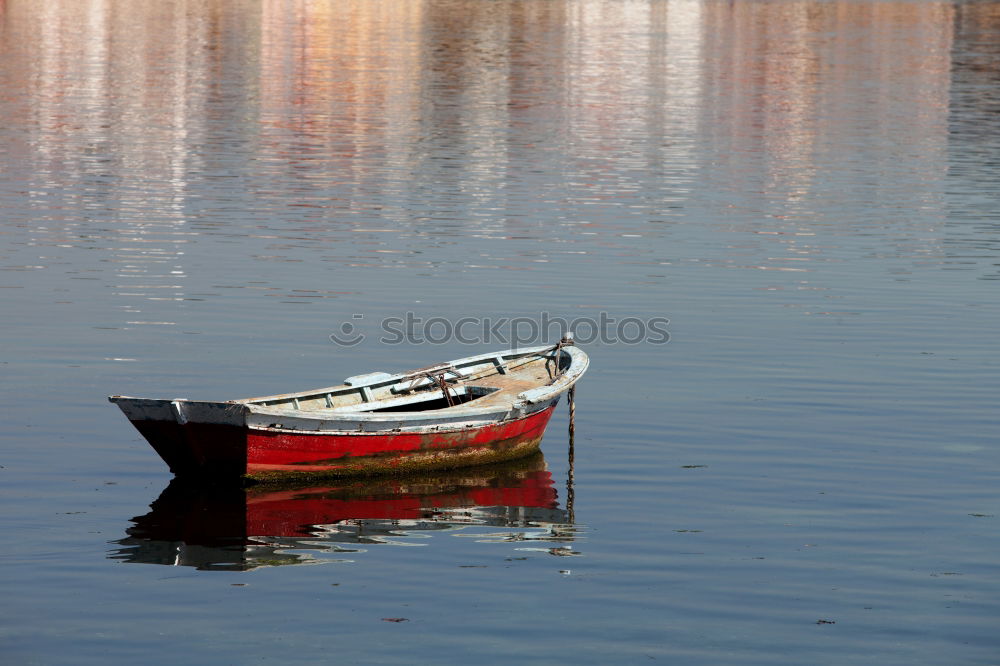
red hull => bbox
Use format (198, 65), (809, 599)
(129, 405), (557, 480)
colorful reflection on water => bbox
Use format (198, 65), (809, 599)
(112, 455), (579, 570)
(2, 1), (1000, 663)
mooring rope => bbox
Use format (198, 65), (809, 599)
(547, 341), (567, 380)
(566, 387), (575, 524)
(427, 371), (456, 407)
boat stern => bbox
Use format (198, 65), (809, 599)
(109, 396), (249, 477)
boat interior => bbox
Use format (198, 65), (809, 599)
(242, 347), (569, 414)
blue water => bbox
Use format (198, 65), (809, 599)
(2, 1), (999, 663)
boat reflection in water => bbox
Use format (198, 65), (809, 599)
(110, 453), (578, 570)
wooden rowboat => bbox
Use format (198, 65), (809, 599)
(109, 341), (588, 481)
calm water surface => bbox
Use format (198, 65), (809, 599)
(2, 1), (999, 664)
